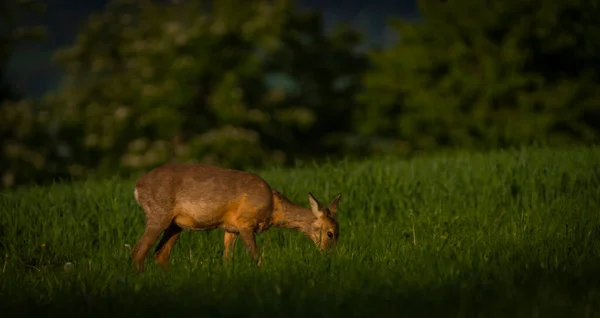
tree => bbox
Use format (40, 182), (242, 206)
(5, 0), (365, 186)
(356, 0), (600, 155)
(0, 0), (48, 188)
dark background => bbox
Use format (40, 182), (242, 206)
(7, 0), (419, 98)
(2, 0), (599, 189)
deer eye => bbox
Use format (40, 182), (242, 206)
(327, 231), (334, 239)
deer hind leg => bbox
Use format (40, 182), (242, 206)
(132, 205), (172, 273)
(152, 221), (183, 270)
(223, 231), (239, 262)
(132, 224), (165, 273)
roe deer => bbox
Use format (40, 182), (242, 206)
(131, 163), (342, 272)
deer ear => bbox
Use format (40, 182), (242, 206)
(328, 193), (342, 216)
(308, 192), (323, 218)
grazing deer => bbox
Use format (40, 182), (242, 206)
(131, 163), (342, 272)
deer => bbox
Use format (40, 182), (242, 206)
(131, 162), (342, 272)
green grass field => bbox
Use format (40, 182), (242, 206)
(1, 146), (600, 317)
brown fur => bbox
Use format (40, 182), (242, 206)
(131, 163), (341, 272)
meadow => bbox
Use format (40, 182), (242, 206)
(1, 146), (600, 318)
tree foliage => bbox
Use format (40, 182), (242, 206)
(357, 0), (600, 154)
(1, 0), (48, 188)
(1, 0), (366, 187)
(3, 0), (600, 188)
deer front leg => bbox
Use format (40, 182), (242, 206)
(223, 231), (239, 262)
(239, 230), (261, 266)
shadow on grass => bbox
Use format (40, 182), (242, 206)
(3, 260), (600, 318)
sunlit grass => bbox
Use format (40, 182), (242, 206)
(1, 146), (600, 317)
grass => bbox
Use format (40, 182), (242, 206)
(1, 146), (600, 318)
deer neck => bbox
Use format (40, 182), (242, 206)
(271, 190), (315, 237)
